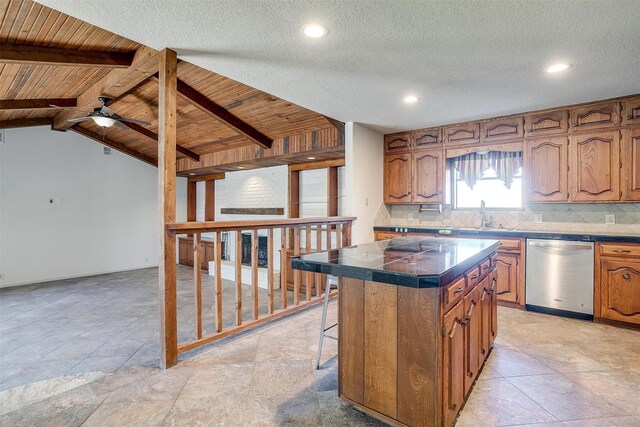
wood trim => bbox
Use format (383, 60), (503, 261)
(70, 126), (157, 167)
(289, 158), (345, 171)
(158, 48), (178, 369)
(187, 181), (197, 222)
(0, 118), (53, 129)
(187, 173), (225, 182)
(445, 141), (523, 158)
(167, 216), (355, 233)
(122, 122), (200, 161)
(220, 207), (284, 215)
(0, 98), (77, 110)
(0, 43), (135, 68)
(204, 180), (215, 221)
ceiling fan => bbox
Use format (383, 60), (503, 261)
(52, 96), (151, 130)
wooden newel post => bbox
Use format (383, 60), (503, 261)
(158, 48), (178, 369)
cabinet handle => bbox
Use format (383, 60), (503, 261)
(448, 403), (457, 411)
(622, 273), (631, 280)
(466, 301), (476, 321)
(482, 265), (490, 270)
(453, 286), (464, 294)
(612, 249), (632, 253)
(470, 274), (478, 279)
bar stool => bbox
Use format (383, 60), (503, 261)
(316, 275), (339, 369)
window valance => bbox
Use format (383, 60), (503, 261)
(452, 151), (523, 189)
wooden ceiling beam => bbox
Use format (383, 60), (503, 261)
(123, 122), (200, 162)
(150, 75), (273, 150)
(187, 173), (226, 182)
(322, 115), (345, 133)
(0, 43), (135, 68)
(53, 46), (159, 131)
(0, 118), (54, 129)
(0, 98), (77, 110)
(71, 125), (157, 167)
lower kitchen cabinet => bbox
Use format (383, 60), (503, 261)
(463, 286), (480, 396)
(178, 237), (216, 270)
(494, 252), (520, 304)
(596, 243), (640, 325)
(443, 299), (465, 427)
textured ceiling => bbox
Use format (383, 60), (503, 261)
(37, 0), (640, 133)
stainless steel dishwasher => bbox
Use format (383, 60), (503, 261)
(525, 239), (594, 320)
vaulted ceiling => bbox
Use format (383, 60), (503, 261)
(0, 0), (343, 174)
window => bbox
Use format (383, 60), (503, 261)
(453, 167), (523, 209)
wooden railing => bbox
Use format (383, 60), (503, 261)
(164, 216), (355, 362)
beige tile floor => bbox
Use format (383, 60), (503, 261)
(1, 269), (639, 426)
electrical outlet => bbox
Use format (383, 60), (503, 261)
(365, 197), (369, 207)
(605, 214), (615, 225)
(145, 257), (149, 263)
(0, 273), (3, 280)
(534, 214), (543, 223)
(408, 212), (414, 220)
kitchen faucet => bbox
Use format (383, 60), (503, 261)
(480, 200), (492, 229)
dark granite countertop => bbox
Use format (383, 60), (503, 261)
(290, 237), (499, 288)
(374, 226), (640, 243)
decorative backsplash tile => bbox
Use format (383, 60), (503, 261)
(375, 203), (640, 235)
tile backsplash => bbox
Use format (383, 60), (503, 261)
(375, 203), (640, 235)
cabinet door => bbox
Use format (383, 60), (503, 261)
(186, 240), (194, 267)
(490, 269), (498, 345)
(478, 278), (491, 366)
(570, 101), (622, 131)
(200, 242), (209, 270)
(481, 117), (524, 142)
(494, 253), (519, 304)
(622, 128), (640, 201)
(525, 137), (569, 202)
(524, 110), (568, 137)
(463, 286), (480, 396)
(444, 123), (480, 146)
(413, 128), (442, 148)
(625, 97), (640, 126)
(412, 149), (443, 203)
(600, 259), (640, 325)
(443, 300), (465, 427)
(384, 154), (412, 203)
(384, 132), (412, 152)
(178, 239), (188, 265)
(569, 131), (620, 202)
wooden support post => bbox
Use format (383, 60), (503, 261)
(235, 230), (243, 326)
(252, 229), (259, 320)
(289, 170), (300, 219)
(293, 227), (301, 305)
(281, 227), (288, 310)
(204, 180), (215, 221)
(187, 181), (197, 222)
(215, 231), (223, 333)
(158, 48), (178, 369)
(268, 229), (274, 314)
(193, 233), (202, 340)
(328, 166), (338, 217)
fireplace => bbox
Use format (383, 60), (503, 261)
(241, 233), (268, 268)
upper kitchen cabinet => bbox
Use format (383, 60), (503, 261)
(384, 132), (412, 153)
(481, 117), (524, 142)
(622, 128), (640, 201)
(413, 127), (442, 148)
(412, 149), (444, 203)
(444, 123), (480, 146)
(524, 110), (569, 137)
(384, 153), (412, 203)
(570, 101), (622, 132)
(524, 137), (569, 202)
(569, 131), (621, 202)
(625, 96), (640, 126)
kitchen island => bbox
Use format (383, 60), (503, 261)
(292, 236), (501, 427)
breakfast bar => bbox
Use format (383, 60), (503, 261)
(292, 236), (501, 427)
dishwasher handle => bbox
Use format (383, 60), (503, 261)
(528, 241), (593, 251)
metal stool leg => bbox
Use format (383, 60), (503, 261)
(316, 276), (337, 369)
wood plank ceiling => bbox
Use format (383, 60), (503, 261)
(0, 0), (343, 174)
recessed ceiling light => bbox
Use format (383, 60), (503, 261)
(545, 63), (572, 73)
(403, 95), (420, 104)
(237, 166), (245, 169)
(189, 173), (196, 176)
(301, 23), (328, 38)
(307, 156), (316, 160)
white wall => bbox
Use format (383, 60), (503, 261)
(0, 126), (187, 288)
(345, 122), (384, 244)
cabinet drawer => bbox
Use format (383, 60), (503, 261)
(498, 239), (522, 252)
(464, 266), (480, 290)
(570, 101), (622, 131)
(524, 110), (568, 137)
(599, 243), (640, 258)
(384, 132), (412, 152)
(444, 276), (466, 312)
(375, 231), (403, 241)
(413, 128), (442, 148)
(481, 117), (524, 142)
(479, 258), (492, 278)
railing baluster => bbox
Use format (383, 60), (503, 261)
(235, 230), (242, 326)
(293, 227), (301, 305)
(326, 223), (332, 251)
(342, 222), (352, 247)
(252, 229), (259, 320)
(193, 233), (202, 339)
(280, 227), (288, 310)
(268, 228), (274, 314)
(215, 231), (223, 333)
(315, 225), (323, 297)
(305, 226), (312, 301)
(335, 223), (342, 249)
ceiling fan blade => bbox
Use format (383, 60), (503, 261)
(101, 105), (116, 116)
(67, 117), (93, 123)
(113, 120), (130, 130)
(118, 117), (152, 126)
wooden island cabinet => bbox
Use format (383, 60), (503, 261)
(292, 237), (500, 427)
